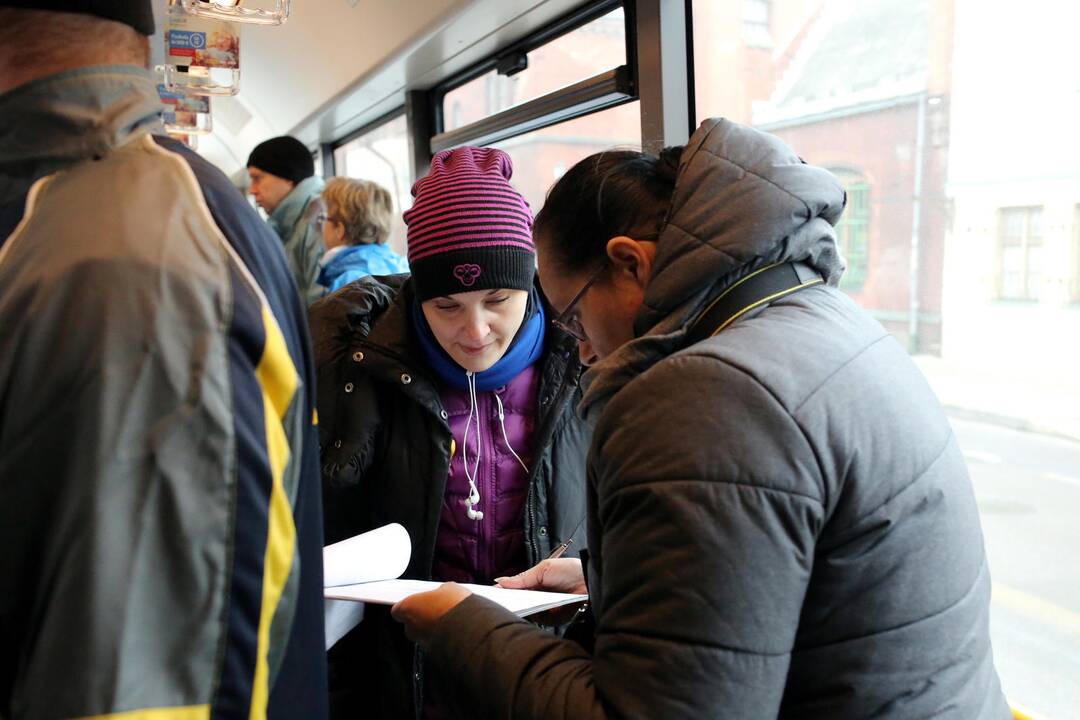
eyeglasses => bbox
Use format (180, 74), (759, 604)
(551, 262), (608, 342)
(315, 213), (336, 230)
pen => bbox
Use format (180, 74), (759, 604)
(547, 514), (586, 560)
(546, 537), (573, 560)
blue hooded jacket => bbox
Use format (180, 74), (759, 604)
(317, 243), (409, 293)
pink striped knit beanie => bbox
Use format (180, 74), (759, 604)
(404, 147), (535, 301)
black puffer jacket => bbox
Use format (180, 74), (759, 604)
(424, 118), (1010, 719)
(309, 274), (591, 720)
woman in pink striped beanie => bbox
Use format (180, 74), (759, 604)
(310, 146), (591, 719)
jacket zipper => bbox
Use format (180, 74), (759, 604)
(523, 352), (577, 564)
(354, 336), (577, 719)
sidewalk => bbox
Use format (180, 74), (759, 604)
(913, 355), (1080, 443)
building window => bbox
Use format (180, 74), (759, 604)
(743, 0), (771, 47)
(831, 169), (869, 290)
(1074, 204), (1080, 303)
(998, 206), (1042, 301)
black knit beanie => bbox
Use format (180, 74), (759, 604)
(0, 0), (155, 35)
(247, 137), (315, 185)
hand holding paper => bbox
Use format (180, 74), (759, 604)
(391, 582), (474, 646)
(323, 523), (588, 649)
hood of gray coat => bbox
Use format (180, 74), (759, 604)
(580, 118), (847, 419)
(0, 65), (163, 204)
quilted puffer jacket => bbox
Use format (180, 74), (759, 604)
(423, 117), (1010, 720)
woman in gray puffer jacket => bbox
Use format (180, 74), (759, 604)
(392, 118), (1011, 719)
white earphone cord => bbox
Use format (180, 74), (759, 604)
(460, 373), (533, 521)
(494, 393), (529, 473)
(462, 371), (483, 520)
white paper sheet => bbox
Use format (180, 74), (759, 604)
(322, 523), (411, 648)
(323, 522), (411, 587)
(324, 579), (588, 617)
(324, 599), (366, 650)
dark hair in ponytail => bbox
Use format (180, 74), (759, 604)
(534, 146), (683, 272)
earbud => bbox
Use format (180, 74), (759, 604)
(465, 482), (483, 521)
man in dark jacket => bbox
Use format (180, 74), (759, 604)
(0, 4), (326, 718)
(392, 119), (1011, 718)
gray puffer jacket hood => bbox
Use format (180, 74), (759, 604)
(581, 117), (846, 418)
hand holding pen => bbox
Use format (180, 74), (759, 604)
(496, 515), (587, 593)
(495, 554), (587, 595)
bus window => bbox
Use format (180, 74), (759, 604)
(491, 101), (640, 214)
(693, 1), (1080, 716)
(443, 7), (626, 132)
(333, 113), (411, 256)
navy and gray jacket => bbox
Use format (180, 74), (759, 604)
(0, 66), (326, 719)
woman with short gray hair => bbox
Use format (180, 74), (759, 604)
(317, 176), (408, 293)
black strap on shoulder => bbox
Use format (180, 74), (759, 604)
(683, 261), (823, 347)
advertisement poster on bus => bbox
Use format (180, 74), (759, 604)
(166, 14), (240, 70)
(157, 84), (212, 134)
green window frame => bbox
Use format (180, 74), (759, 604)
(831, 169), (870, 291)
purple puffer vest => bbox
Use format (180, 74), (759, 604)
(431, 363), (540, 584)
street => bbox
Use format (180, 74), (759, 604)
(953, 418), (1080, 719)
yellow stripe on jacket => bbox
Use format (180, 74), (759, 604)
(249, 305), (299, 720)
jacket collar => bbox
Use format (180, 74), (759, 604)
(410, 291), (547, 392)
(269, 175), (324, 238)
(0, 65), (162, 204)
(322, 275), (445, 400)
(362, 275), (424, 368)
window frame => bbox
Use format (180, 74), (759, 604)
(434, 0), (625, 106)
(429, 0), (635, 153)
(829, 167), (871, 291)
(1074, 204), (1080, 303)
(742, 0), (772, 47)
(330, 106), (407, 173)
(329, 109), (414, 255)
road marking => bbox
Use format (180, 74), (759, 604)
(992, 582), (1080, 639)
(1044, 472), (1080, 489)
(964, 449), (1002, 464)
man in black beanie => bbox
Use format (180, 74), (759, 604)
(0, 4), (328, 719)
(248, 135), (326, 303)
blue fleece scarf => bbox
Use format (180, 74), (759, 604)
(411, 291), (546, 391)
